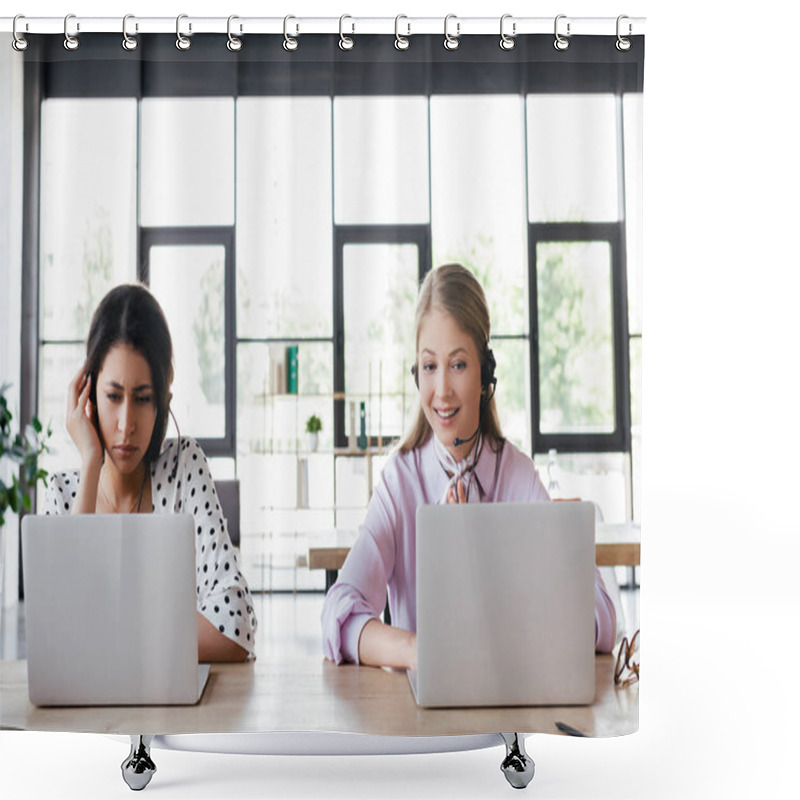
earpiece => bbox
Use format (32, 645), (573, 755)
(480, 346), (497, 393)
(169, 406), (181, 482)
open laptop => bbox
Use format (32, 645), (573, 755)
(408, 501), (595, 708)
(22, 513), (210, 706)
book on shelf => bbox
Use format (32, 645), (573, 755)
(287, 345), (298, 394)
(269, 344), (285, 394)
(268, 344), (299, 394)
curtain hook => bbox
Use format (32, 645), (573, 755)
(554, 14), (570, 51)
(227, 15), (242, 51)
(122, 15), (138, 51)
(616, 15), (632, 51)
(63, 13), (80, 51)
(176, 14), (191, 50)
(394, 15), (410, 50)
(339, 14), (355, 51)
(283, 15), (299, 51)
(12, 15), (29, 52)
(500, 14), (516, 51)
(444, 14), (460, 51)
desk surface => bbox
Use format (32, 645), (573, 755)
(0, 655), (637, 738)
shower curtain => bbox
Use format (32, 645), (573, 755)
(1, 13), (644, 791)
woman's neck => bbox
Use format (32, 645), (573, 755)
(100, 459), (148, 509)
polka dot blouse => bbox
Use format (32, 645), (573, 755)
(43, 436), (258, 656)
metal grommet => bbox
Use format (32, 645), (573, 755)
(616, 15), (632, 51)
(63, 13), (80, 51)
(283, 15), (299, 51)
(554, 14), (570, 51)
(500, 14), (516, 51)
(444, 14), (460, 51)
(394, 15), (410, 50)
(339, 14), (355, 51)
(12, 15), (29, 52)
(227, 15), (242, 51)
(176, 13), (191, 51)
(122, 14), (138, 51)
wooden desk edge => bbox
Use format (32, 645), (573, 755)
(310, 543), (640, 571)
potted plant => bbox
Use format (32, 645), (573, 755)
(1, 384), (51, 526)
(1, 384), (51, 605)
(305, 414), (322, 452)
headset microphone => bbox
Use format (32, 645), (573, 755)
(453, 379), (496, 449)
(453, 427), (480, 448)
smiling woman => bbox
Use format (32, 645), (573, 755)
(41, 284), (258, 663)
(321, 264), (617, 670)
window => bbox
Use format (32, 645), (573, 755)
(431, 94), (530, 451)
(37, 98), (137, 486)
(28, 50), (643, 585)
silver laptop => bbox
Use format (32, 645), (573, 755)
(408, 501), (595, 708)
(22, 513), (210, 706)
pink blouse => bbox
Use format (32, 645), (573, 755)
(321, 436), (616, 664)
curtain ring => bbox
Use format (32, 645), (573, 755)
(283, 15), (299, 51)
(394, 15), (410, 50)
(339, 14), (355, 51)
(63, 14), (80, 51)
(616, 15), (632, 51)
(444, 14), (460, 51)
(499, 14), (516, 51)
(12, 15), (29, 52)
(176, 14), (191, 51)
(553, 14), (570, 51)
(227, 15), (242, 51)
(122, 15), (138, 51)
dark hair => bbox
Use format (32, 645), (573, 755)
(86, 284), (173, 465)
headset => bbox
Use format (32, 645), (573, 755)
(169, 406), (181, 482)
(411, 344), (497, 448)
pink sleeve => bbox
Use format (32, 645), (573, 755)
(321, 470), (400, 665)
(593, 568), (617, 653)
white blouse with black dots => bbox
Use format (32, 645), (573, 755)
(42, 436), (258, 656)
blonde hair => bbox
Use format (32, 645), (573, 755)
(399, 263), (504, 453)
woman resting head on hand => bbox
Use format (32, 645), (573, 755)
(321, 263), (616, 670)
(44, 283), (257, 662)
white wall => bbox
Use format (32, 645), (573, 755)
(0, 32), (24, 608)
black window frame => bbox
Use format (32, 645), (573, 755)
(528, 222), (631, 454)
(139, 226), (237, 458)
(333, 224), (431, 449)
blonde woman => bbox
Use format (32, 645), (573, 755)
(322, 264), (615, 669)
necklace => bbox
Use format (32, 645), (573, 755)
(99, 470), (147, 514)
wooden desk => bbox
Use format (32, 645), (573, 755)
(0, 654), (637, 738)
(309, 523), (641, 590)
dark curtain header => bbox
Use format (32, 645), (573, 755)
(22, 34), (645, 98)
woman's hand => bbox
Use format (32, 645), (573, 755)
(446, 479), (467, 504)
(66, 364), (103, 469)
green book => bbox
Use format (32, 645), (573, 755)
(287, 345), (298, 394)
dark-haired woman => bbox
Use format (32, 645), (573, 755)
(43, 283), (257, 662)
(321, 264), (616, 670)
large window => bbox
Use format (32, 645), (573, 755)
(28, 44), (643, 589)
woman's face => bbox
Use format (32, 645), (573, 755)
(417, 307), (483, 460)
(95, 343), (157, 476)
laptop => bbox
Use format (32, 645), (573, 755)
(408, 501), (595, 708)
(22, 513), (210, 706)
